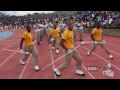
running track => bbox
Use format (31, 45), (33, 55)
(0, 29), (120, 79)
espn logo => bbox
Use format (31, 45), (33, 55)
(87, 66), (99, 72)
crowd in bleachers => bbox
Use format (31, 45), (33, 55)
(0, 11), (120, 30)
(74, 11), (120, 29)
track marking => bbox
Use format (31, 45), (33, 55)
(0, 48), (19, 68)
(82, 46), (120, 71)
(82, 64), (95, 79)
(49, 44), (57, 79)
(107, 42), (120, 48)
(84, 34), (120, 48)
(18, 54), (32, 79)
(109, 50), (120, 56)
(43, 44), (95, 79)
(42, 44), (81, 70)
(0, 40), (20, 52)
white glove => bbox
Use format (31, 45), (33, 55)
(101, 40), (106, 44)
(25, 52), (30, 54)
(19, 49), (24, 53)
(50, 38), (55, 42)
(19, 49), (29, 54)
(81, 41), (85, 45)
(67, 49), (73, 54)
(94, 41), (98, 44)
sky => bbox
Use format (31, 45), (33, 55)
(0, 11), (55, 16)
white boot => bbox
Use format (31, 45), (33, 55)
(109, 55), (114, 59)
(20, 59), (25, 65)
(34, 66), (39, 71)
(53, 68), (61, 76)
(51, 46), (55, 50)
(56, 49), (59, 54)
(75, 70), (85, 76)
(87, 51), (90, 56)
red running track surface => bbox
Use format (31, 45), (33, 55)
(0, 29), (120, 79)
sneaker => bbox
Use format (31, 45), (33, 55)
(34, 66), (40, 71)
(109, 55), (114, 59)
(81, 41), (85, 45)
(87, 51), (90, 56)
(20, 59), (25, 65)
(56, 49), (59, 54)
(75, 70), (85, 76)
(52, 46), (55, 50)
(53, 68), (61, 76)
